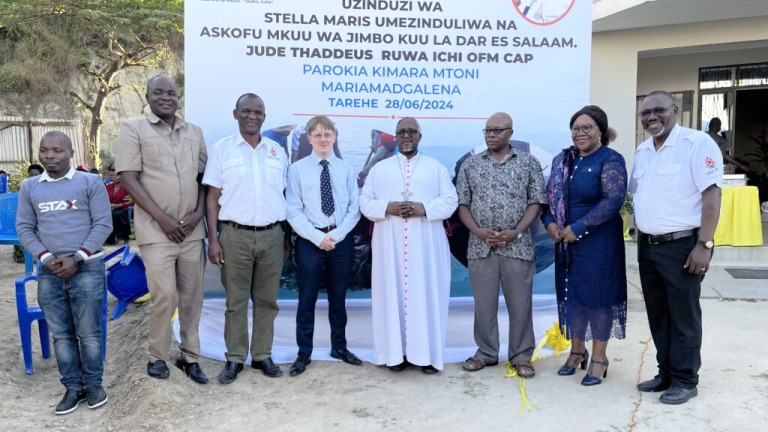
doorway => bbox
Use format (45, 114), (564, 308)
(734, 88), (768, 201)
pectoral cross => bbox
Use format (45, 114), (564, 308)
(401, 190), (413, 201)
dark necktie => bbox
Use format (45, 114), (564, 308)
(320, 159), (335, 216)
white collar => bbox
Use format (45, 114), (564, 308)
(39, 167), (76, 182)
(637, 124), (680, 153)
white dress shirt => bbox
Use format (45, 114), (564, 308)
(630, 124), (723, 235)
(286, 152), (361, 246)
(203, 133), (288, 226)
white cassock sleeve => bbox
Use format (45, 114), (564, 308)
(422, 162), (458, 222)
(359, 163), (390, 221)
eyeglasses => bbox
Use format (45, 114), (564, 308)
(639, 106), (673, 118)
(483, 128), (512, 135)
(310, 132), (335, 140)
(396, 128), (420, 137)
(571, 124), (595, 134)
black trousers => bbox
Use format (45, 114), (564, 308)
(638, 235), (704, 389)
(108, 208), (131, 243)
(294, 235), (355, 357)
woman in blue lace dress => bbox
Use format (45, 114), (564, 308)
(543, 105), (627, 386)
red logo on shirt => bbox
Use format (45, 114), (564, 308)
(269, 147), (277, 157)
(705, 157), (716, 168)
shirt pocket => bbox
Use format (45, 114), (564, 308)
(264, 158), (285, 188)
(657, 164), (681, 175)
(141, 138), (171, 170)
(502, 170), (522, 197)
(222, 158), (245, 185)
(179, 137), (202, 170)
(631, 168), (646, 183)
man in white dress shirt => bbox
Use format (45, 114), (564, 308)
(631, 90), (722, 405)
(203, 93), (288, 383)
(359, 117), (458, 374)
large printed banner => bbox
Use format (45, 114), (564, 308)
(185, 0), (592, 294)
(185, 0), (591, 175)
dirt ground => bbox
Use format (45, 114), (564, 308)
(2, 244), (767, 432)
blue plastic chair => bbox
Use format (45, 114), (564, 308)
(0, 192), (34, 275)
(105, 244), (148, 320)
(15, 273), (50, 375)
(16, 265), (109, 375)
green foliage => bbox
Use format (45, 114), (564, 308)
(621, 192), (634, 215)
(0, 0), (183, 106)
(0, 0), (183, 165)
(7, 159), (33, 192)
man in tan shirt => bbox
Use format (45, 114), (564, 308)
(115, 75), (209, 384)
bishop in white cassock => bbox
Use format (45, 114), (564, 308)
(359, 118), (458, 373)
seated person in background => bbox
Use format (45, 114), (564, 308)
(14, 163), (48, 262)
(0, 170), (8, 193)
(105, 164), (133, 244)
(28, 163), (45, 177)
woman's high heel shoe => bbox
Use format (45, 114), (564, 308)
(581, 359), (609, 386)
(557, 349), (589, 376)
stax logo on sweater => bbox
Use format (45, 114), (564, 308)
(38, 200), (78, 213)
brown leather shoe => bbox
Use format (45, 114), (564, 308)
(462, 355), (499, 372)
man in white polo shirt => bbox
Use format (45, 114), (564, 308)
(630, 90), (722, 405)
(204, 93), (288, 383)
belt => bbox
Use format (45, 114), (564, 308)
(222, 220), (281, 231)
(639, 228), (698, 245)
(317, 225), (336, 233)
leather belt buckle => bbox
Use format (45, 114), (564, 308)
(643, 229), (697, 245)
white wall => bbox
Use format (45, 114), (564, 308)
(591, 16), (768, 169)
(637, 47), (768, 116)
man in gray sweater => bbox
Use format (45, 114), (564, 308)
(16, 131), (112, 415)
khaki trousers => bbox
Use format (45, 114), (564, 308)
(468, 254), (535, 363)
(219, 223), (283, 363)
(140, 240), (205, 363)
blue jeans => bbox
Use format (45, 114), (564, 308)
(38, 259), (105, 390)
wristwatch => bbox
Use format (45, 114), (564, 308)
(698, 239), (715, 249)
(73, 255), (86, 268)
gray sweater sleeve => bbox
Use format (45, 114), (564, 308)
(16, 181), (47, 259)
(82, 176), (113, 253)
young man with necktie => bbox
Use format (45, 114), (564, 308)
(285, 115), (362, 376)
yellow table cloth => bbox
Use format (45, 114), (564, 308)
(714, 186), (763, 246)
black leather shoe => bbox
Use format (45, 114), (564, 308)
(387, 359), (410, 371)
(637, 375), (671, 392)
(660, 386), (698, 405)
(290, 354), (311, 377)
(218, 361), (244, 384)
(147, 360), (170, 379)
(175, 355), (209, 384)
(330, 348), (362, 366)
(251, 357), (284, 378)
(421, 365), (439, 374)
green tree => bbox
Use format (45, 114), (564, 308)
(0, 0), (183, 168)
